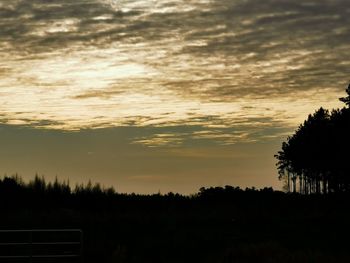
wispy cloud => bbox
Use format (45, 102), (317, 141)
(0, 0), (349, 145)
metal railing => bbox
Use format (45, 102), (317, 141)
(0, 229), (83, 262)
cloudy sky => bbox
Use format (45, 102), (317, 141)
(0, 0), (349, 193)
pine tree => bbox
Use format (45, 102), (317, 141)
(339, 84), (350, 107)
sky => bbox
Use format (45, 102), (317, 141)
(0, 0), (349, 194)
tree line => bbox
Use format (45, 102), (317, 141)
(2, 175), (349, 263)
(0, 174), (282, 206)
(275, 84), (350, 194)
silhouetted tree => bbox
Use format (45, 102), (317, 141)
(276, 84), (350, 194)
(339, 84), (350, 107)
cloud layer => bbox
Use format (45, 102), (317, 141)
(1, 0), (350, 146)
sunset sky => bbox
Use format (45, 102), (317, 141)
(0, 0), (349, 193)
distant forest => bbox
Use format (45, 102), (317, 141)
(275, 84), (350, 194)
(0, 174), (277, 202)
(2, 175), (350, 263)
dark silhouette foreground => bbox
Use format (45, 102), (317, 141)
(1, 175), (350, 263)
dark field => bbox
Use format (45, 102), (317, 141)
(1, 180), (350, 263)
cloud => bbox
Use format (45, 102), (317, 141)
(0, 0), (349, 145)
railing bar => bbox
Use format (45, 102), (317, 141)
(0, 256), (31, 258)
(35, 242), (81, 245)
(0, 229), (82, 233)
(0, 254), (80, 259)
(0, 242), (81, 245)
(0, 242), (30, 245)
(33, 255), (80, 258)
